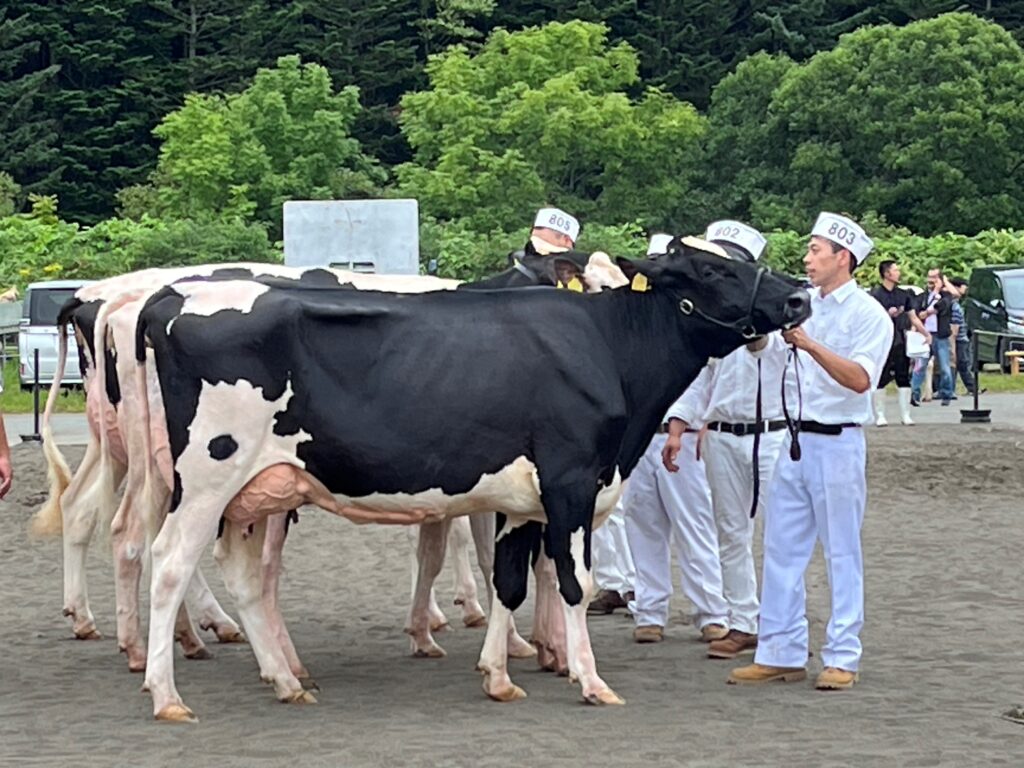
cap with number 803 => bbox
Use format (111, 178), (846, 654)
(810, 212), (874, 265)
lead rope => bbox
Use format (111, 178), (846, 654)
(749, 358), (763, 518)
(781, 346), (803, 462)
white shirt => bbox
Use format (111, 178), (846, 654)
(923, 290), (939, 333)
(669, 334), (789, 426)
(783, 279), (893, 425)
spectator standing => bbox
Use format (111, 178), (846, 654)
(911, 268), (955, 406)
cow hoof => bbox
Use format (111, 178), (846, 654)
(214, 628), (246, 644)
(184, 646), (214, 661)
(155, 703), (197, 723)
(299, 677), (320, 692)
(74, 626), (102, 641)
(463, 613), (487, 629)
(412, 644), (447, 659)
(583, 688), (625, 706)
(484, 680), (527, 703)
(128, 656), (147, 673)
(281, 689), (317, 705)
(429, 619), (450, 633)
(508, 635), (536, 659)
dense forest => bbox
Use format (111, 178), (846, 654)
(2, 2), (1024, 284)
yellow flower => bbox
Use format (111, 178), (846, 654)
(43, 263), (63, 274)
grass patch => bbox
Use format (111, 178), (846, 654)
(0, 358), (87, 414)
(977, 372), (1024, 393)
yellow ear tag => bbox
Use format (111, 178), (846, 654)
(631, 273), (650, 292)
(566, 276), (584, 293)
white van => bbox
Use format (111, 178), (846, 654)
(18, 280), (93, 389)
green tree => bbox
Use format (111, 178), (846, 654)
(0, 8), (61, 202)
(397, 21), (705, 235)
(770, 12), (1024, 234)
(141, 55), (385, 237)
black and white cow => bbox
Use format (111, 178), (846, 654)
(136, 238), (809, 722)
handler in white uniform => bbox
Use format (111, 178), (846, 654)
(729, 213), (892, 690)
(623, 233), (729, 644)
(530, 206), (579, 253)
(663, 221), (788, 660)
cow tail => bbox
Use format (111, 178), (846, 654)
(30, 312), (76, 537)
(90, 300), (121, 545)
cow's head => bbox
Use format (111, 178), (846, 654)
(519, 246), (627, 293)
(616, 236), (810, 354)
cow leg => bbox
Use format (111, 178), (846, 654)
(186, 567), (245, 644)
(174, 603), (212, 660)
(261, 512), (312, 684)
(405, 519), (451, 657)
(408, 526), (449, 632)
(145, 501), (223, 723)
(449, 517), (486, 627)
(60, 438), (107, 640)
(215, 519), (312, 706)
(542, 484), (623, 705)
(112, 488), (148, 672)
(470, 512), (534, 658)
(478, 516), (540, 702)
(532, 550), (569, 675)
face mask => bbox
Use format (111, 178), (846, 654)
(530, 235), (570, 256)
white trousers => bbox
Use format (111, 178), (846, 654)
(701, 429), (785, 634)
(755, 430), (867, 671)
(591, 499), (635, 594)
(624, 433), (727, 629)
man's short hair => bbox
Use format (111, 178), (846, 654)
(928, 266), (944, 278)
(878, 260), (896, 280)
(950, 277), (968, 288)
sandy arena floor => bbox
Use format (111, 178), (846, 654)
(1, 424), (1022, 767)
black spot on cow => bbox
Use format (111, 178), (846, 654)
(208, 434), (239, 460)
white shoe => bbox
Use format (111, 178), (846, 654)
(898, 387), (915, 426)
(872, 390), (888, 427)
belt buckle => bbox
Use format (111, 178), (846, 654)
(734, 423), (749, 437)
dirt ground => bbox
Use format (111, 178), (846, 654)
(1, 424), (1023, 767)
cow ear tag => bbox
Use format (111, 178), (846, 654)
(631, 273), (650, 292)
(566, 276), (584, 293)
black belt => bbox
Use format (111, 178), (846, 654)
(708, 420), (787, 437)
(655, 424), (698, 435)
(797, 420), (861, 436)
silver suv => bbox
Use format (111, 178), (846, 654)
(18, 280), (93, 389)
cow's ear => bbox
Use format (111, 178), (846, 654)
(615, 257), (665, 292)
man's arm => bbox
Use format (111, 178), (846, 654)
(0, 412), (11, 499)
(782, 327), (873, 393)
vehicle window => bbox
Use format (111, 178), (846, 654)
(28, 288), (78, 325)
(970, 273), (998, 305)
(1000, 275), (1024, 310)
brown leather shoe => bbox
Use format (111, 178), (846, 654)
(815, 667), (859, 690)
(707, 630), (758, 659)
(727, 662), (806, 685)
(700, 623), (729, 642)
(587, 589), (629, 615)
(633, 625), (664, 643)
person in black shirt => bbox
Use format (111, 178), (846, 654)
(869, 260), (931, 425)
(911, 267), (957, 406)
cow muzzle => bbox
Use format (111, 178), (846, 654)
(782, 291), (811, 329)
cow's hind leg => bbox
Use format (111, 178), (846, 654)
(261, 512), (313, 686)
(145, 499), (223, 723)
(112, 487), (148, 672)
(406, 519), (451, 657)
(478, 516), (541, 702)
(533, 549), (569, 675)
(449, 517), (486, 627)
(542, 484), (623, 705)
(60, 438), (108, 639)
(470, 512), (534, 658)
(187, 567), (245, 644)
(215, 519), (313, 705)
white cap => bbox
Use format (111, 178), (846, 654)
(704, 220), (767, 261)
(811, 212), (874, 264)
(646, 233), (673, 255)
(534, 207), (580, 243)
